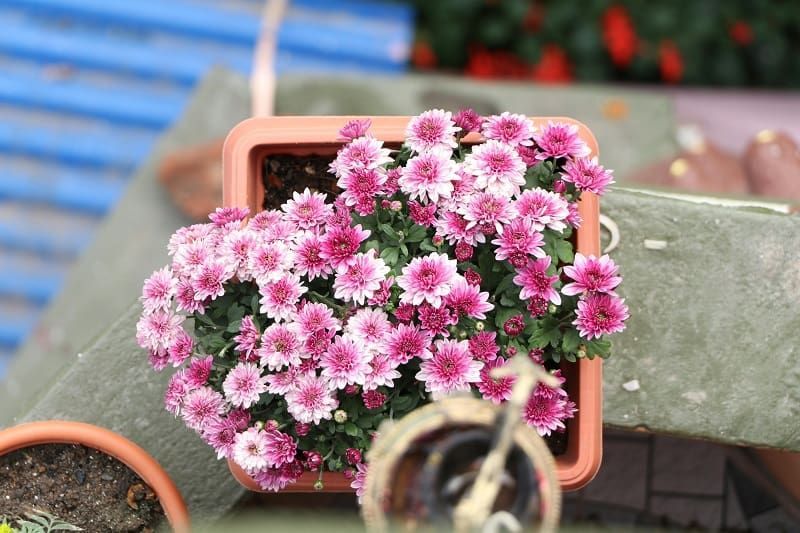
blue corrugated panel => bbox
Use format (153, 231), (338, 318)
(292, 0), (415, 26)
(0, 71), (190, 128)
(0, 314), (36, 349)
(0, 121), (155, 169)
(4, 0), (261, 46)
(0, 207), (96, 258)
(0, 267), (63, 304)
(0, 14), (253, 85)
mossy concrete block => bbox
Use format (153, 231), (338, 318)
(3, 68), (251, 519)
(1, 68), (251, 425)
(603, 189), (800, 450)
(275, 73), (678, 178)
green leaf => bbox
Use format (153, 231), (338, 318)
(584, 338), (612, 359)
(556, 239), (574, 263)
(194, 312), (217, 328)
(400, 242), (408, 256)
(528, 317), (561, 348)
(379, 223), (398, 239)
(561, 328), (581, 353)
(363, 239), (381, 252)
(380, 247), (400, 266)
(499, 294), (516, 307)
(344, 422), (361, 437)
(405, 224), (428, 243)
(420, 238), (437, 252)
(494, 306), (519, 330)
(495, 273), (515, 296)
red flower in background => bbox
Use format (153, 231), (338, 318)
(523, 3), (544, 32)
(729, 21), (754, 46)
(530, 44), (573, 83)
(412, 40), (437, 70)
(659, 40), (683, 83)
(466, 47), (529, 80)
(602, 5), (638, 68)
(465, 47), (496, 79)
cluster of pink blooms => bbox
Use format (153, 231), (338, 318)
(136, 110), (627, 497)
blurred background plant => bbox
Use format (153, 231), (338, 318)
(408, 0), (800, 86)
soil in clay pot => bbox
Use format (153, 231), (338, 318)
(261, 153), (569, 457)
(0, 444), (166, 532)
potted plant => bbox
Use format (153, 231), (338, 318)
(0, 421), (190, 532)
(136, 111), (627, 497)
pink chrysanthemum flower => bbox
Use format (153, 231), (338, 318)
(291, 302), (340, 340)
(574, 293), (629, 339)
(338, 118), (372, 141)
(181, 386), (224, 432)
(363, 354), (401, 391)
(337, 167), (387, 207)
(464, 139), (527, 197)
(514, 256), (561, 305)
(227, 408), (251, 431)
(482, 112), (536, 146)
(562, 253), (622, 296)
(234, 315), (260, 361)
(262, 220), (298, 243)
(233, 427), (270, 473)
(434, 211), (483, 246)
(304, 327), (336, 358)
(523, 393), (576, 437)
(136, 310), (184, 353)
(202, 416), (239, 459)
(407, 200), (437, 227)
(351, 462), (369, 504)
(164, 370), (191, 415)
(223, 362), (268, 408)
(562, 157), (615, 195)
(445, 276), (494, 320)
(416, 339), (483, 397)
(477, 358), (516, 404)
(140, 267), (176, 314)
(566, 202), (582, 228)
(333, 250), (391, 305)
(264, 429), (297, 468)
(173, 240), (211, 277)
(209, 206), (249, 228)
(331, 136), (393, 176)
(174, 278), (205, 314)
(514, 188), (570, 232)
(453, 108), (482, 134)
(281, 188), (333, 229)
(285, 374), (339, 424)
(362, 390), (387, 410)
(248, 209), (283, 232)
(219, 229), (257, 280)
(460, 192), (516, 234)
(186, 355), (213, 388)
(399, 147), (459, 204)
(491, 218), (546, 263)
(150, 347), (169, 371)
(167, 223), (215, 256)
(258, 274), (307, 321)
(405, 109), (460, 153)
(253, 464), (301, 492)
(468, 331), (500, 362)
(167, 329), (194, 367)
(533, 121), (591, 161)
(291, 231), (332, 280)
(192, 259), (234, 302)
(417, 303), (456, 337)
(346, 308), (391, 349)
(397, 253), (458, 307)
(367, 276), (395, 306)
(381, 323), (433, 365)
(258, 323), (304, 370)
(265, 368), (300, 395)
(319, 224), (370, 270)
(320, 335), (373, 389)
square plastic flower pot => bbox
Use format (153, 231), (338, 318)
(222, 116), (603, 492)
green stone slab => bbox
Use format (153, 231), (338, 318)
(603, 189), (800, 450)
(275, 74), (678, 179)
(3, 68), (252, 519)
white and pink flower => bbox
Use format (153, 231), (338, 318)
(397, 253), (458, 307)
(464, 139), (527, 196)
(405, 109), (460, 153)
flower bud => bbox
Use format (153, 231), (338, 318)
(314, 479), (324, 491)
(345, 448), (362, 465)
(254, 421), (265, 430)
(344, 384), (360, 396)
(334, 409), (348, 423)
(503, 314), (526, 337)
(553, 180), (566, 194)
(432, 235), (444, 246)
(475, 321), (485, 331)
(305, 450), (323, 471)
(295, 422), (311, 437)
(390, 201), (402, 211)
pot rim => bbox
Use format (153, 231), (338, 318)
(0, 420), (190, 532)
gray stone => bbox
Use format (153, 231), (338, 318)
(3, 68), (252, 519)
(603, 189), (800, 451)
(652, 435), (726, 496)
(275, 74), (679, 179)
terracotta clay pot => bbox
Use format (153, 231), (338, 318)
(222, 116), (603, 492)
(0, 421), (190, 532)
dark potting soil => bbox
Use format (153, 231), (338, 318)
(262, 154), (569, 457)
(262, 154), (338, 210)
(0, 444), (165, 532)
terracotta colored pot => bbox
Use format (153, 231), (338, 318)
(222, 116), (603, 492)
(0, 421), (190, 532)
